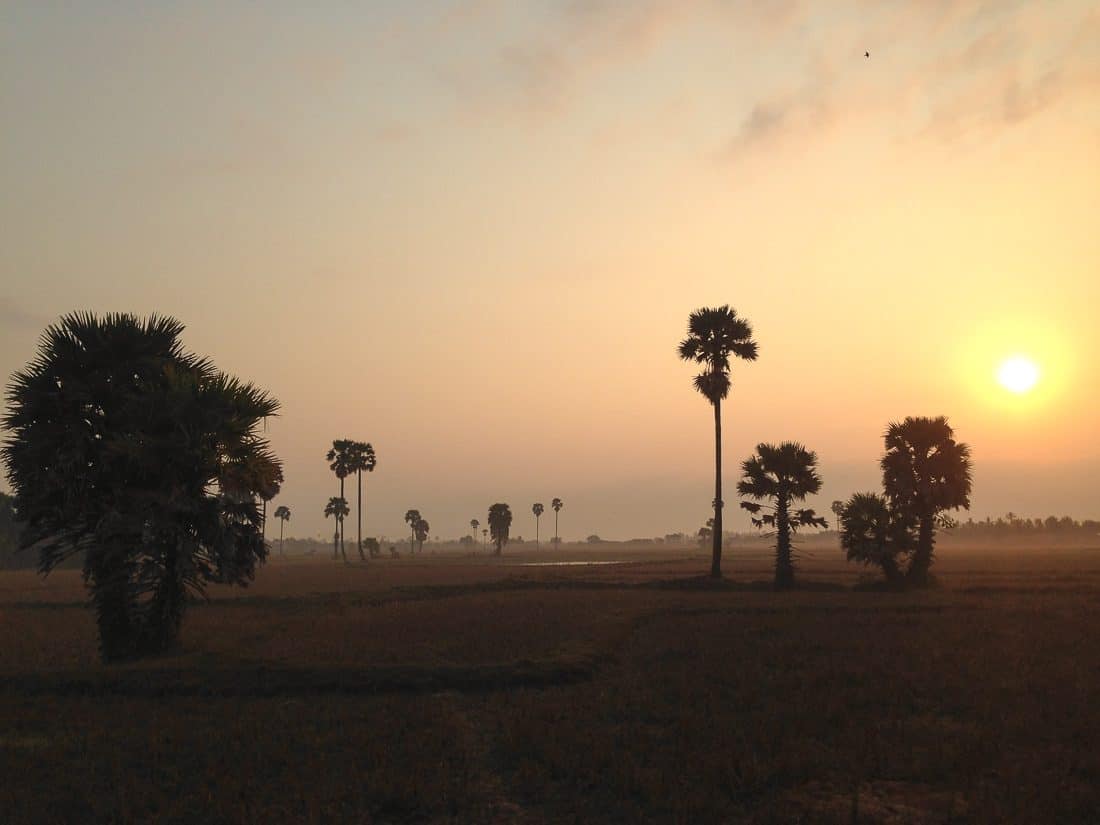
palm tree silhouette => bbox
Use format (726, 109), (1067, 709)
(738, 442), (828, 590)
(324, 497), (350, 562)
(488, 503), (512, 556)
(881, 416), (972, 586)
(551, 498), (563, 546)
(0, 312), (282, 661)
(532, 502), (544, 548)
(347, 442), (377, 561)
(326, 440), (354, 560)
(831, 500), (845, 534)
(678, 305), (759, 578)
(274, 505), (291, 556)
(839, 492), (913, 586)
(415, 516), (430, 554)
(470, 519), (480, 549)
(404, 509), (422, 556)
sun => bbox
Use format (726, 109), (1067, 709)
(997, 356), (1040, 394)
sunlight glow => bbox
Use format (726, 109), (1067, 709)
(997, 357), (1040, 394)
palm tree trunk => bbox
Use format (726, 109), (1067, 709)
(775, 493), (794, 590)
(536, 516), (540, 548)
(711, 398), (723, 578)
(279, 519), (284, 556)
(339, 477), (347, 562)
(554, 512), (559, 547)
(357, 471), (365, 561)
(908, 512), (935, 586)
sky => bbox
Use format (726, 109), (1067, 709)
(1, 1), (1098, 542)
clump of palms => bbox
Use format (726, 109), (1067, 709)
(881, 416), (972, 586)
(678, 305), (758, 578)
(273, 505), (291, 556)
(488, 503), (512, 556)
(532, 503), (544, 547)
(326, 440), (354, 560)
(325, 497), (350, 562)
(738, 442), (828, 590)
(551, 498), (563, 546)
(1, 313), (281, 661)
(838, 493), (913, 586)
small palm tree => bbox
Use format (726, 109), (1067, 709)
(830, 500), (845, 535)
(415, 517), (430, 554)
(488, 503), (512, 556)
(273, 505), (291, 556)
(482, 528), (488, 551)
(881, 416), (972, 586)
(347, 441), (377, 561)
(532, 502), (544, 547)
(326, 440), (355, 560)
(404, 509), (421, 556)
(678, 305), (759, 578)
(839, 492), (913, 586)
(470, 519), (480, 550)
(551, 498), (563, 546)
(738, 442), (827, 590)
(324, 497), (350, 562)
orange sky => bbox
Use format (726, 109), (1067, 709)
(2, 2), (1098, 541)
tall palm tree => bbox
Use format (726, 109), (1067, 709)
(482, 528), (488, 552)
(839, 492), (913, 586)
(404, 509), (421, 556)
(551, 498), (563, 547)
(738, 442), (828, 590)
(324, 497), (349, 562)
(830, 500), (845, 535)
(273, 505), (291, 556)
(326, 440), (355, 560)
(1, 312), (281, 661)
(532, 502), (544, 548)
(470, 519), (480, 549)
(347, 442), (377, 561)
(488, 503), (512, 556)
(881, 416), (972, 586)
(678, 305), (759, 578)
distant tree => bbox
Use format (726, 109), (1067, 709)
(1, 313), (281, 661)
(830, 500), (845, 534)
(738, 442), (828, 590)
(586, 534), (602, 544)
(415, 517), (430, 554)
(404, 509), (422, 555)
(881, 416), (972, 586)
(347, 442), (377, 562)
(274, 505), (291, 556)
(470, 519), (480, 550)
(481, 528), (488, 551)
(363, 537), (380, 558)
(678, 305), (759, 578)
(839, 492), (913, 586)
(532, 502), (545, 548)
(259, 468), (283, 544)
(488, 503), (512, 555)
(551, 498), (563, 546)
(326, 440), (355, 560)
(697, 524), (712, 547)
(324, 497), (350, 562)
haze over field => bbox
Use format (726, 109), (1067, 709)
(2, 1), (1098, 541)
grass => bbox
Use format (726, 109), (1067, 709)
(2, 544), (1099, 822)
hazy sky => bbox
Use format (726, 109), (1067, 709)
(2, 1), (1098, 542)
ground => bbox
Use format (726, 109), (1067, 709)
(2, 542), (1099, 823)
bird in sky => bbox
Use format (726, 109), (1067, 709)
(865, 51), (870, 58)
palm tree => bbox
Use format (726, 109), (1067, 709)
(532, 503), (544, 548)
(839, 492), (913, 586)
(404, 509), (421, 556)
(470, 519), (480, 550)
(881, 416), (972, 586)
(326, 440), (355, 560)
(551, 498), (563, 547)
(482, 528), (488, 551)
(830, 500), (845, 535)
(488, 503), (512, 556)
(738, 442), (828, 590)
(273, 505), (291, 556)
(414, 517), (430, 554)
(324, 497), (350, 562)
(678, 305), (759, 578)
(347, 442), (377, 561)
(1, 313), (281, 661)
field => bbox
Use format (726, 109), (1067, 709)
(2, 542), (1099, 823)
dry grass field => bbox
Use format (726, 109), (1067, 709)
(2, 542), (1099, 823)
